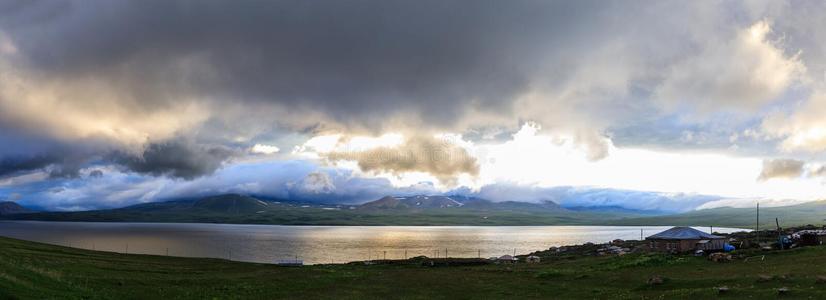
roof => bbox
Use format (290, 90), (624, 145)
(646, 227), (724, 240)
(497, 255), (516, 260)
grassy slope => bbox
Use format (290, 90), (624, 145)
(610, 201), (826, 228)
(4, 236), (826, 299)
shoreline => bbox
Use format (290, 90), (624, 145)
(0, 222), (750, 265)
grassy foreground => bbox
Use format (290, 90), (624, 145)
(3, 236), (826, 299)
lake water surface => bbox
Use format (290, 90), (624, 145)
(0, 221), (746, 265)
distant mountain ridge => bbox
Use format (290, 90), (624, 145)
(0, 201), (32, 215)
(357, 195), (568, 213)
(564, 205), (668, 216)
(358, 195), (466, 210)
(2, 193), (623, 225)
(193, 194), (270, 214)
(5, 193), (826, 227)
(612, 200), (826, 228)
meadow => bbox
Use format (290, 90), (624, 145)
(3, 236), (826, 299)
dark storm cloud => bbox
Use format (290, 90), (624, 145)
(4, 0), (797, 180)
(0, 132), (97, 178)
(0, 154), (85, 179)
(88, 169), (103, 178)
(0, 132), (113, 179)
(0, 154), (58, 177)
(112, 141), (239, 179)
(0, 0), (608, 130)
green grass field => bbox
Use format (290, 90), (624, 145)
(3, 236), (826, 299)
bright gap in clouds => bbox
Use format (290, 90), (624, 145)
(299, 123), (825, 205)
(250, 144), (280, 154)
(480, 123), (825, 202)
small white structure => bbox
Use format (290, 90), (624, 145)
(526, 255), (541, 263)
(496, 255), (518, 264)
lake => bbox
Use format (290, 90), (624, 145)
(0, 221), (746, 265)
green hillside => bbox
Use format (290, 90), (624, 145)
(5, 235), (826, 299)
(611, 201), (826, 228)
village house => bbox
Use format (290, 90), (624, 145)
(494, 255), (518, 264)
(646, 227), (727, 253)
(793, 229), (826, 246)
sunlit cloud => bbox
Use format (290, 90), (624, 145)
(250, 144), (280, 155)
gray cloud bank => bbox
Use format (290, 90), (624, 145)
(0, 0), (617, 180)
(2, 0), (565, 130)
(1, 0), (826, 195)
(111, 141), (239, 179)
(3, 1), (811, 136)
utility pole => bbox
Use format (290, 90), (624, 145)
(756, 202), (760, 245)
(776, 218), (783, 250)
(640, 229), (643, 240)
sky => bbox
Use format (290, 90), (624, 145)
(2, 0), (826, 212)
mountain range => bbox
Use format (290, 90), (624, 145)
(357, 195), (566, 212)
(1, 194), (627, 225)
(3, 194), (825, 228)
(0, 201), (31, 215)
